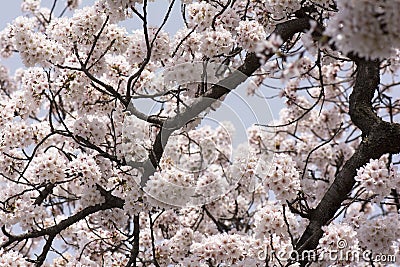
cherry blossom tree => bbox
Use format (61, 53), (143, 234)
(1, 0), (400, 266)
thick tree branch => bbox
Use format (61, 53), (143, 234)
(296, 58), (400, 265)
(348, 58), (382, 135)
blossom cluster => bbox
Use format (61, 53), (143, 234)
(217, 8), (240, 32)
(266, 154), (301, 201)
(318, 222), (361, 266)
(73, 115), (107, 145)
(126, 28), (170, 65)
(21, 0), (41, 13)
(355, 157), (399, 203)
(0, 249), (33, 267)
(0, 181), (51, 231)
(325, 0), (400, 59)
(320, 222), (359, 252)
(187, 2), (217, 32)
(254, 201), (299, 240)
(121, 113), (151, 162)
(144, 161), (196, 208)
(357, 214), (400, 256)
(47, 5), (129, 71)
(0, 121), (50, 153)
(11, 16), (66, 67)
(190, 233), (250, 266)
(27, 149), (66, 184)
(62, 153), (109, 208)
(236, 20), (267, 52)
(156, 228), (194, 265)
(265, 0), (301, 21)
(200, 27), (233, 58)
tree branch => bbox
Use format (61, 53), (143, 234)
(125, 215), (140, 267)
(296, 58), (400, 265)
(1, 185), (124, 260)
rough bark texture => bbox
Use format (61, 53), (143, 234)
(295, 58), (400, 265)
